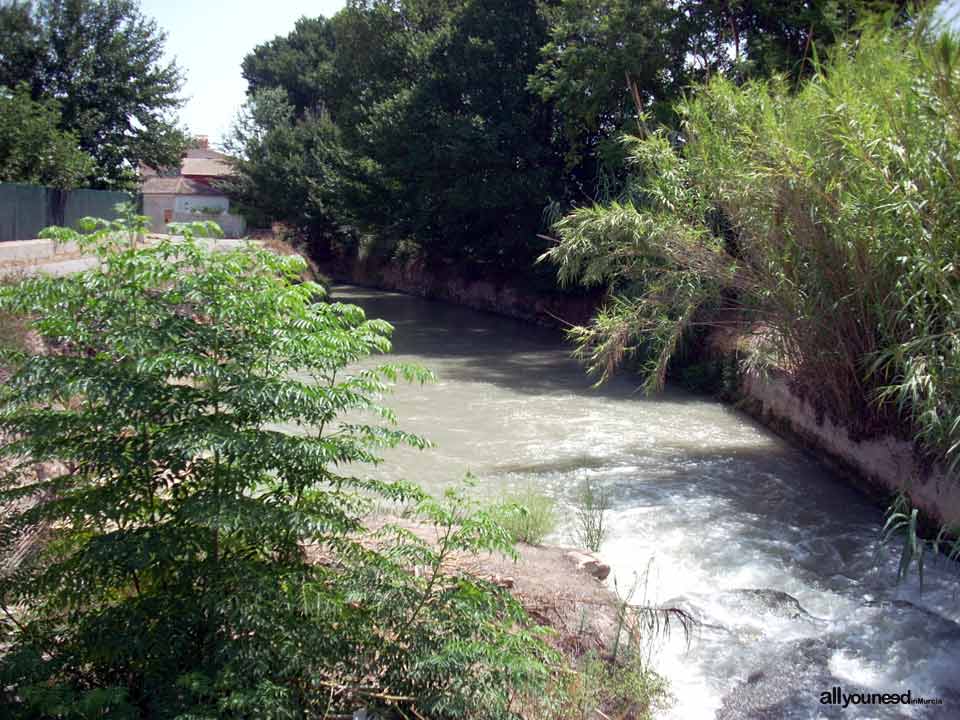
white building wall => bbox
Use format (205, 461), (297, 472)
(142, 194), (176, 233)
(142, 194), (244, 237)
(174, 195), (230, 215)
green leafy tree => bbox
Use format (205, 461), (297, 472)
(0, 2), (43, 90)
(353, 0), (561, 268)
(0, 0), (186, 189)
(529, 0), (684, 168)
(0, 84), (94, 188)
(241, 15), (338, 117)
(676, 0), (919, 80)
(222, 88), (350, 245)
(0, 218), (556, 717)
(235, 0), (568, 275)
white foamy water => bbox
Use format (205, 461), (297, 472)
(330, 285), (960, 719)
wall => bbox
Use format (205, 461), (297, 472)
(142, 193), (176, 233)
(738, 367), (960, 528)
(174, 195), (229, 215)
(172, 211), (245, 238)
(142, 194), (246, 238)
(0, 183), (132, 242)
(328, 254), (601, 328)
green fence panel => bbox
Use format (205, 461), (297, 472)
(63, 188), (133, 229)
(0, 183), (133, 242)
(0, 184), (47, 243)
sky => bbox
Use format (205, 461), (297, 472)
(140, 0), (345, 147)
(941, 0), (960, 26)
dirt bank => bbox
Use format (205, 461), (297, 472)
(333, 515), (626, 656)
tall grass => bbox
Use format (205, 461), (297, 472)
(497, 485), (558, 545)
(543, 18), (960, 483)
(574, 478), (610, 552)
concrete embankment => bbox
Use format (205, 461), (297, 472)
(737, 368), (960, 528)
(323, 254), (601, 328)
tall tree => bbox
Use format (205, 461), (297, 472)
(0, 0), (186, 189)
(0, 2), (43, 90)
(237, 0), (567, 273)
(529, 0), (686, 201)
(222, 87), (348, 244)
(530, 1), (684, 156)
(0, 84), (94, 188)
(241, 15), (338, 117)
(677, 0), (920, 80)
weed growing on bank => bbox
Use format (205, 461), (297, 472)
(497, 485), (559, 545)
(574, 478), (610, 552)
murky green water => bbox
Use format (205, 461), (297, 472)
(334, 285), (959, 720)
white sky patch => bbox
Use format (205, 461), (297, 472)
(140, 0), (345, 146)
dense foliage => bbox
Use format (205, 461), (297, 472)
(543, 19), (960, 497)
(0, 219), (564, 718)
(227, 0), (908, 277)
(0, 0), (186, 190)
(230, 0), (563, 275)
(0, 84), (94, 189)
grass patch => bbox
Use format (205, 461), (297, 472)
(496, 485), (558, 545)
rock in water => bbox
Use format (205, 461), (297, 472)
(716, 637), (848, 720)
(565, 550), (611, 581)
(715, 588), (819, 622)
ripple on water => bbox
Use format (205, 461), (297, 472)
(331, 285), (960, 720)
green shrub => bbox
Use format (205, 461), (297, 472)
(497, 485), (558, 545)
(0, 216), (558, 718)
(559, 652), (668, 720)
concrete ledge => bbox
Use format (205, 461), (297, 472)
(0, 239), (56, 262)
(53, 241), (80, 255)
(740, 370), (960, 528)
(0, 235), (269, 279)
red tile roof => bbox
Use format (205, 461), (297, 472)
(141, 176), (226, 196)
(182, 147), (234, 176)
(140, 147), (236, 190)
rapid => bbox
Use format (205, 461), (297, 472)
(336, 285), (960, 720)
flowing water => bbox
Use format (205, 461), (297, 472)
(335, 285), (960, 719)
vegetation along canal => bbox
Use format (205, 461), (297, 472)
(337, 285), (960, 720)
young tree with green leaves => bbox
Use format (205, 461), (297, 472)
(0, 0), (186, 190)
(0, 217), (557, 718)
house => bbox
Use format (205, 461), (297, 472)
(140, 137), (245, 237)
